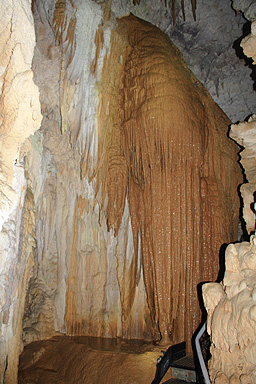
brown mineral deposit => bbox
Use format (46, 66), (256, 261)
(96, 14), (242, 348)
(18, 336), (172, 384)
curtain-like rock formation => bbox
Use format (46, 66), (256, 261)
(21, 0), (242, 353)
(96, 14), (242, 346)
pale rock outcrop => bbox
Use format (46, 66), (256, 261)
(230, 114), (256, 234)
(230, 18), (256, 235)
(0, 0), (41, 230)
(203, 237), (256, 383)
(203, 8), (256, 383)
(241, 21), (256, 64)
(0, 0), (42, 382)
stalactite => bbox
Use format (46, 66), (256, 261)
(53, 0), (77, 68)
(191, 0), (196, 20)
(181, 0), (185, 20)
(132, 0), (197, 20)
(172, 0), (176, 24)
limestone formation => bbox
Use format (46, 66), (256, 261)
(28, 0), (241, 352)
(230, 114), (256, 235)
(95, 14), (242, 347)
(203, 237), (256, 383)
(203, 11), (256, 382)
(0, 0), (251, 383)
(230, 19), (256, 236)
(241, 21), (256, 64)
(0, 0), (42, 382)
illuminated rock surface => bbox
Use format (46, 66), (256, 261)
(231, 114), (256, 235)
(230, 19), (256, 236)
(203, 9), (256, 383)
(96, 14), (242, 347)
(203, 237), (256, 383)
(0, 0), (251, 383)
(0, 0), (41, 382)
(18, 336), (170, 384)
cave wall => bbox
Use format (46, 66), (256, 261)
(112, 0), (256, 122)
(0, 0), (42, 382)
(20, 0), (242, 351)
(23, 0), (241, 347)
(202, 7), (256, 382)
(0, 0), (253, 383)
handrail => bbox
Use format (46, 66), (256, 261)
(195, 322), (211, 384)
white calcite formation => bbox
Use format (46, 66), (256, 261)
(231, 114), (256, 234)
(0, 0), (42, 382)
(203, 10), (256, 384)
(203, 237), (256, 383)
(241, 21), (256, 64)
(230, 18), (256, 235)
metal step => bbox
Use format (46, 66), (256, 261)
(170, 355), (197, 383)
(163, 379), (193, 384)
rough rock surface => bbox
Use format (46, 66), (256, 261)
(97, 14), (242, 347)
(231, 114), (256, 235)
(0, 0), (252, 383)
(18, 336), (170, 384)
(0, 0), (41, 383)
(241, 21), (256, 65)
(232, 0), (256, 21)
(20, 0), (242, 359)
(203, 236), (256, 383)
(230, 19), (256, 236)
(112, 0), (256, 122)
(202, 6), (256, 383)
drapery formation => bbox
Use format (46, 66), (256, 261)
(96, 15), (242, 345)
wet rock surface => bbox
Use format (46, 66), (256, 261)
(18, 336), (168, 384)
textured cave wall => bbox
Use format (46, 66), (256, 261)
(202, 7), (256, 382)
(112, 0), (256, 123)
(203, 237), (256, 383)
(20, 0), (242, 356)
(0, 0), (42, 382)
(0, 0), (252, 382)
(230, 18), (256, 236)
(25, 0), (158, 347)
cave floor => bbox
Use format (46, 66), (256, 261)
(18, 336), (174, 384)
